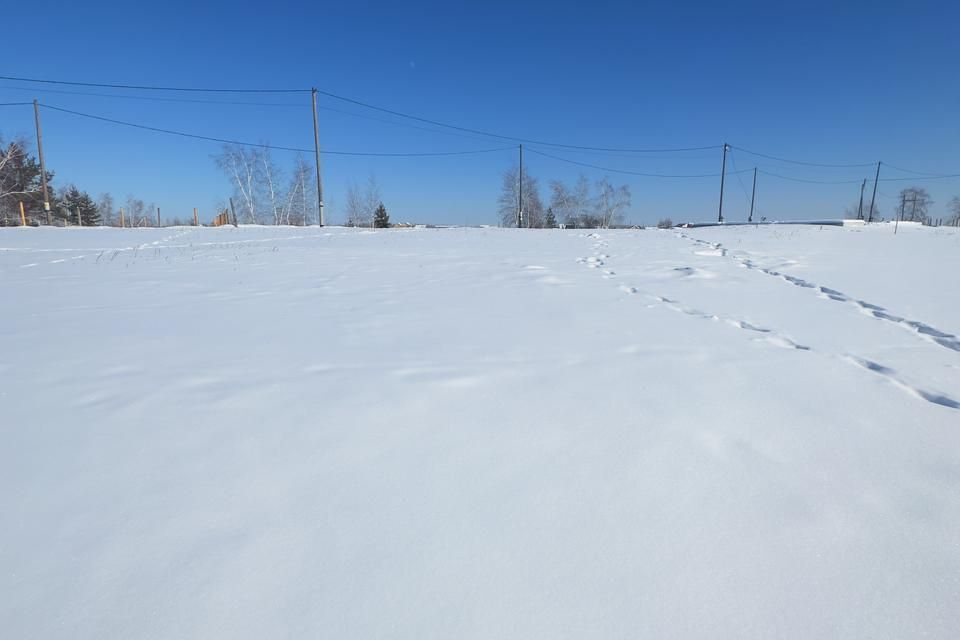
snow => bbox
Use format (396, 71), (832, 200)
(2, 223), (959, 638)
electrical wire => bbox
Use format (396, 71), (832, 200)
(526, 147), (746, 178)
(39, 103), (515, 157)
(0, 74), (308, 94)
(1, 84), (306, 107)
(0, 83), (515, 146)
(732, 145), (874, 168)
(757, 169), (862, 184)
(881, 162), (960, 179)
(728, 149), (752, 198)
(313, 88), (721, 153)
(2, 74), (722, 153)
(0, 102), (32, 106)
(879, 173), (960, 182)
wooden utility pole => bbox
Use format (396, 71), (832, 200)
(867, 161), (881, 223)
(896, 192), (905, 234)
(76, 207), (82, 227)
(156, 207), (161, 228)
(311, 88), (324, 226)
(193, 207), (199, 226)
(717, 143), (729, 223)
(32, 100), (51, 225)
(748, 167), (757, 223)
(517, 144), (524, 228)
(857, 179), (866, 220)
(119, 207), (125, 228)
(228, 197), (238, 227)
(19, 201), (26, 226)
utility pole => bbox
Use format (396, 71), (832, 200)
(867, 161), (881, 223)
(717, 143), (729, 223)
(311, 88), (324, 226)
(156, 207), (161, 228)
(228, 197), (238, 227)
(33, 100), (51, 225)
(857, 179), (866, 220)
(518, 144), (524, 228)
(748, 167), (757, 223)
(76, 207), (82, 227)
(896, 192), (905, 234)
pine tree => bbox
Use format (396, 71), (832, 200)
(61, 185), (101, 226)
(545, 207), (557, 228)
(373, 202), (390, 228)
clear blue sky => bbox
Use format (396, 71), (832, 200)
(2, 0), (958, 225)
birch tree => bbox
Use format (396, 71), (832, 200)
(345, 175), (381, 227)
(594, 178), (631, 228)
(498, 165), (544, 227)
(948, 196), (960, 226)
(550, 175), (593, 227)
(215, 145), (261, 224)
(97, 193), (116, 226)
(286, 154), (316, 225)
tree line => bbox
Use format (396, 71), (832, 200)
(5, 130), (960, 228)
(1, 134), (167, 227)
(497, 167), (633, 228)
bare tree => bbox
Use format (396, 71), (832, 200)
(846, 200), (881, 221)
(97, 193), (116, 226)
(594, 177), (631, 228)
(286, 154), (316, 225)
(897, 187), (933, 224)
(550, 175), (593, 228)
(345, 175), (381, 227)
(125, 195), (146, 226)
(363, 175), (381, 228)
(497, 165), (544, 227)
(947, 196), (960, 227)
(344, 182), (364, 227)
(215, 145), (261, 224)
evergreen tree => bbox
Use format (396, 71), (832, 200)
(61, 185), (101, 226)
(373, 202), (390, 228)
(545, 207), (557, 228)
(0, 137), (55, 224)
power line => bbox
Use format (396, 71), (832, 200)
(0, 102), (32, 106)
(0, 83), (520, 147)
(879, 173), (960, 182)
(728, 148), (760, 216)
(527, 146), (748, 178)
(757, 169), (862, 184)
(882, 162), (960, 178)
(732, 145), (874, 168)
(0, 84), (306, 107)
(2, 74), (721, 153)
(39, 103), (514, 157)
(313, 87), (720, 153)
(0, 74), (309, 94)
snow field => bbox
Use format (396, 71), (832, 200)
(1, 223), (959, 638)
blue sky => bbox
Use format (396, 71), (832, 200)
(2, 0), (958, 225)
